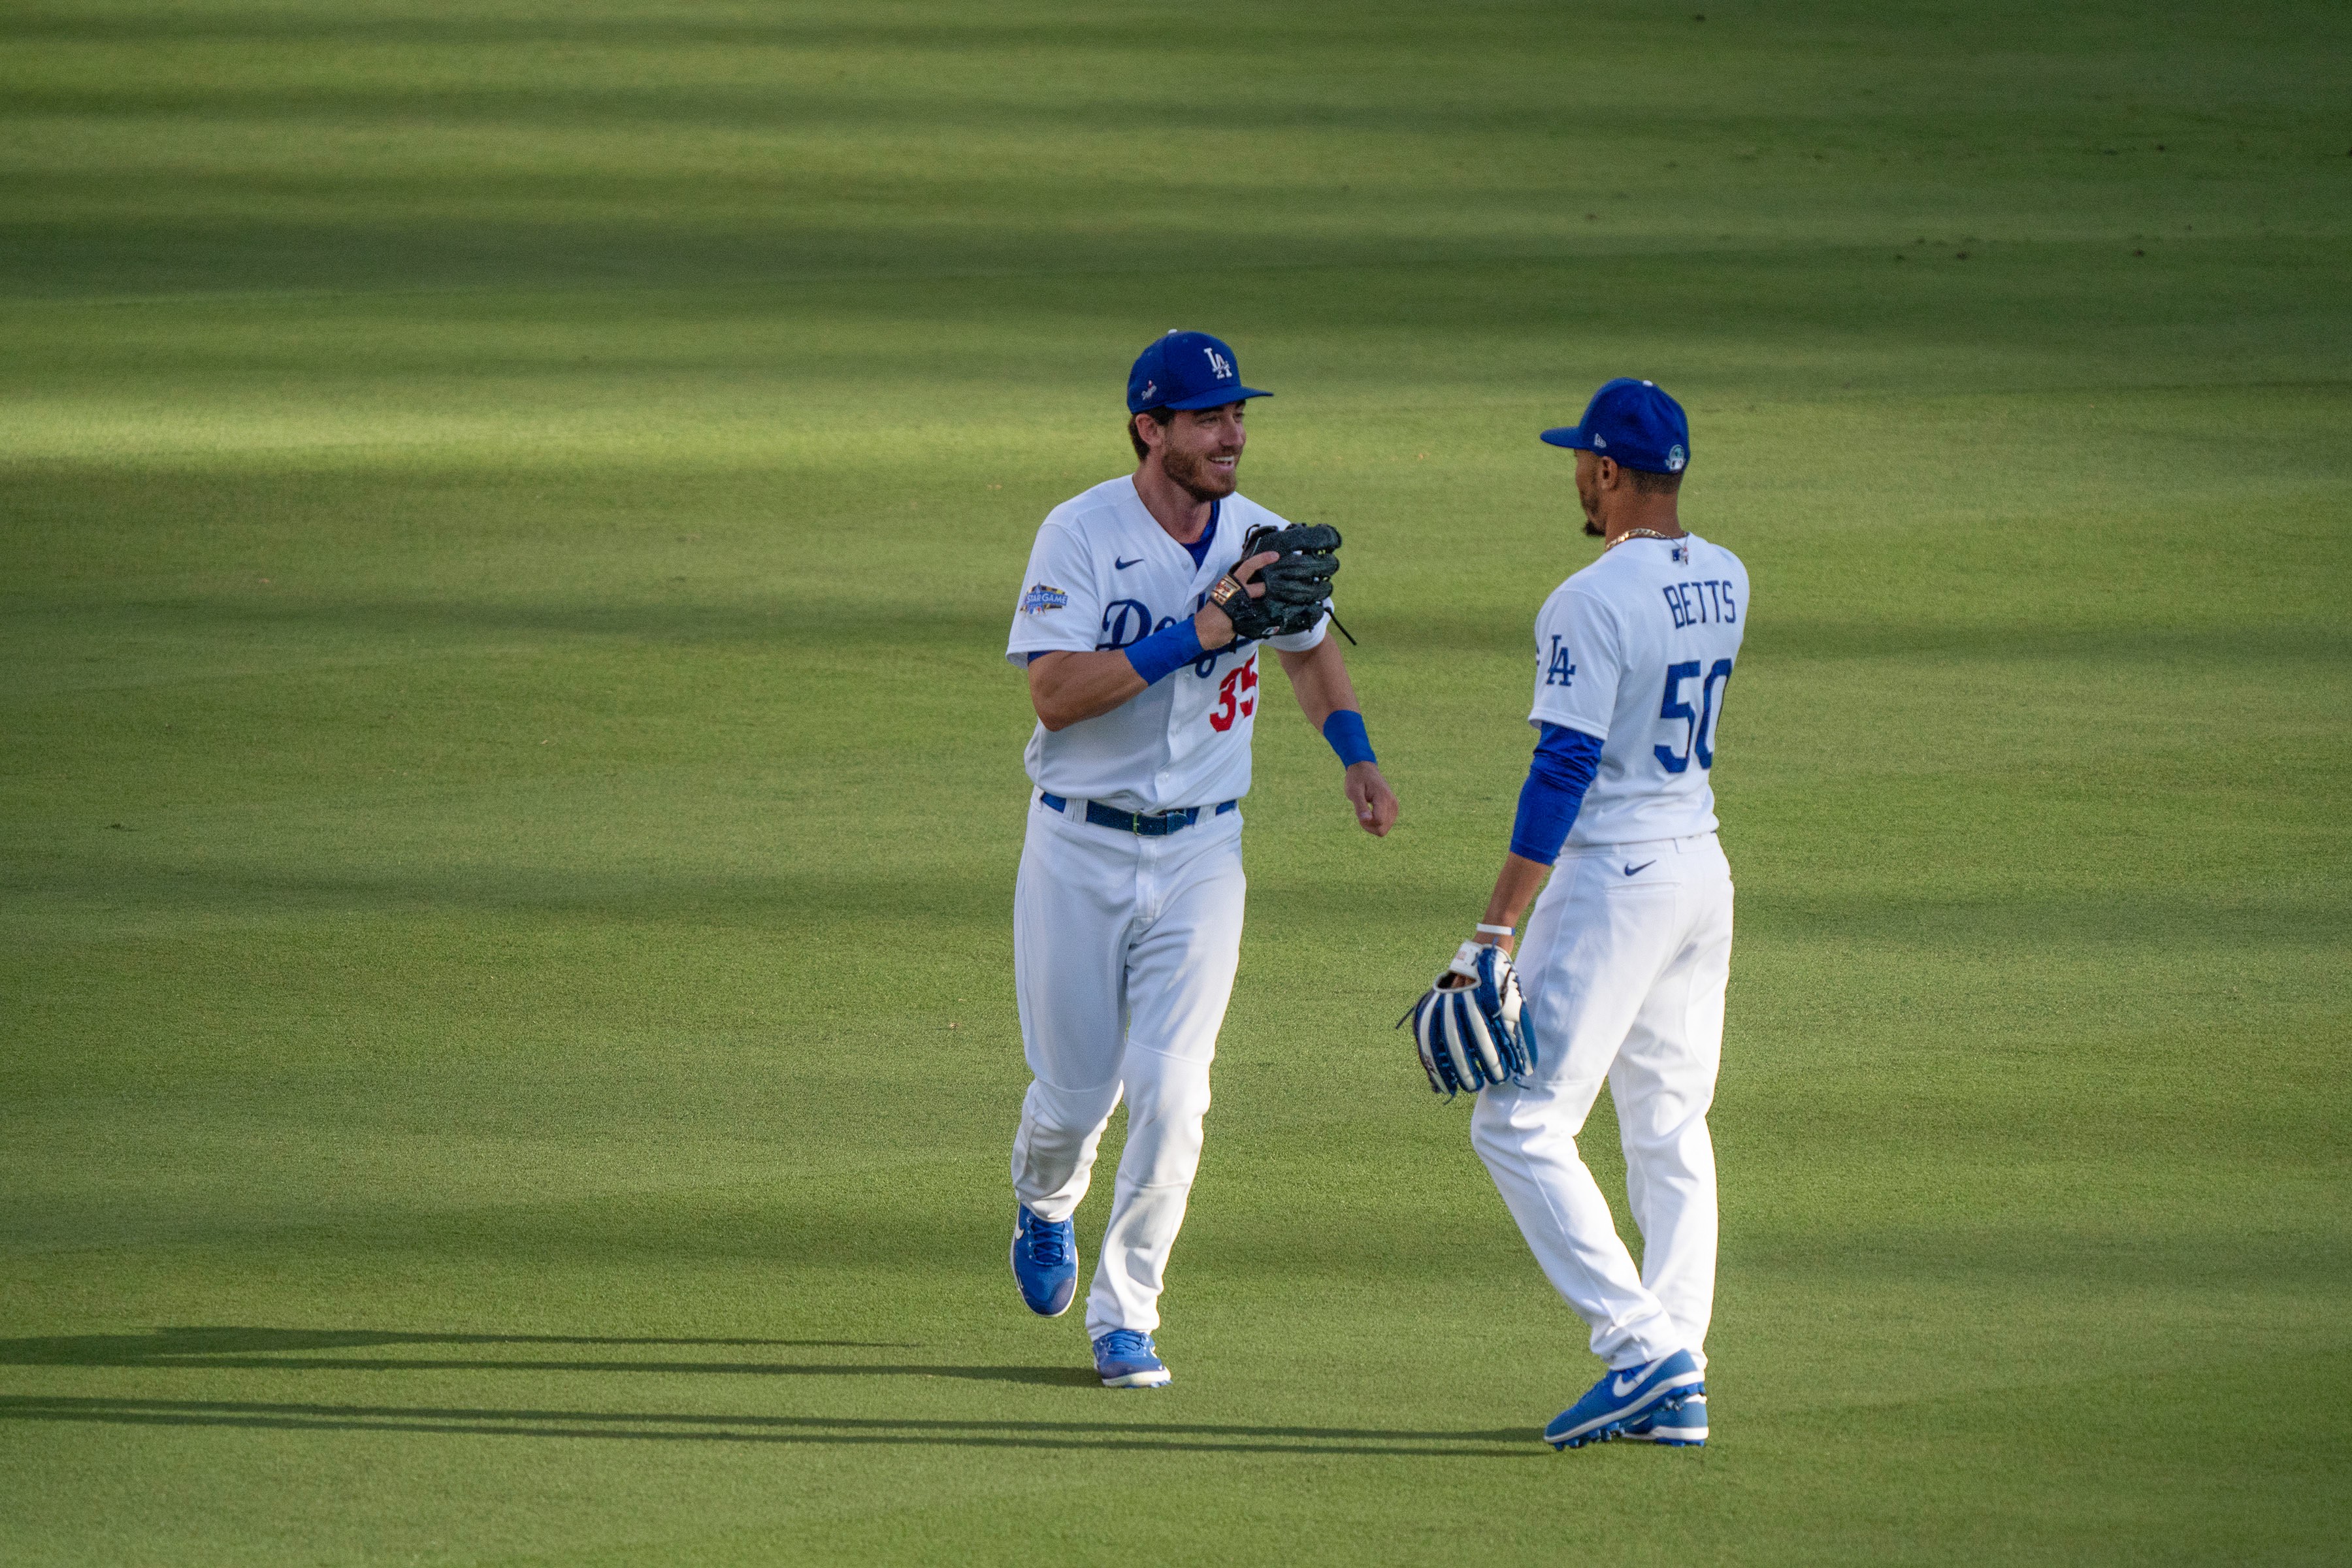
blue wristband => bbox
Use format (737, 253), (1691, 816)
(1322, 708), (1376, 768)
(1123, 617), (1206, 685)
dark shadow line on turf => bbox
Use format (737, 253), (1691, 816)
(0, 1405), (1537, 1458)
(0, 1328), (910, 1365)
(0, 1354), (1102, 1384)
(0, 1395), (1529, 1445)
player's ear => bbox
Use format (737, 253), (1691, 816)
(1595, 454), (1620, 489)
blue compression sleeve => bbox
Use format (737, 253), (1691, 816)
(1123, 617), (1207, 685)
(1509, 723), (1605, 865)
(1322, 708), (1376, 768)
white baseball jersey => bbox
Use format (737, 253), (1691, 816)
(1471, 527), (1750, 1373)
(1005, 476), (1328, 814)
(1527, 533), (1748, 848)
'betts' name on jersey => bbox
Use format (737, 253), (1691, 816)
(1530, 534), (1750, 847)
(1005, 476), (1328, 815)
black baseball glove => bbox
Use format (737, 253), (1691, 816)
(1207, 523), (1342, 642)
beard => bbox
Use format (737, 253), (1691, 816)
(1162, 444), (1239, 503)
(1578, 478), (1604, 536)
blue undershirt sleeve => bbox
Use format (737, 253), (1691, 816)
(1509, 723), (1605, 866)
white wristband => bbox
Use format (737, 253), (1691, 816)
(1475, 923), (1516, 937)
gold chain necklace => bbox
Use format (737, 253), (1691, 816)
(1607, 527), (1686, 550)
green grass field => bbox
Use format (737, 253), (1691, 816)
(4, 1), (2349, 1561)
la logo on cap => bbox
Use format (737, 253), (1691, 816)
(1205, 346), (1233, 380)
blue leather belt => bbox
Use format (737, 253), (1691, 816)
(1039, 792), (1237, 836)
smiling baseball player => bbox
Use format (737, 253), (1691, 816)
(1004, 330), (1399, 1388)
(1410, 377), (1745, 1448)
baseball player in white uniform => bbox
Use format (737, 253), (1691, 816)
(1447, 378), (1746, 1448)
(1003, 331), (1399, 1388)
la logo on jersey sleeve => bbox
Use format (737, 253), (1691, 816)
(1544, 635), (1576, 689)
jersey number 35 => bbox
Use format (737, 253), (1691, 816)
(1209, 657), (1259, 733)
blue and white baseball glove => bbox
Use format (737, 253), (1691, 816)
(1397, 940), (1538, 1098)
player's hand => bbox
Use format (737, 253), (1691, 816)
(1345, 760), (1397, 837)
(1232, 548), (1278, 587)
(1194, 550), (1279, 649)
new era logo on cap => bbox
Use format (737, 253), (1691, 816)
(1128, 331), (1271, 413)
(1539, 377), (1692, 475)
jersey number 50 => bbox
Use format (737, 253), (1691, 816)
(1656, 658), (1733, 774)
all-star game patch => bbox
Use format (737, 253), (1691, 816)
(1020, 583), (1070, 614)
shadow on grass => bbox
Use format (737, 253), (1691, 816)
(0, 1395), (1536, 1458)
(0, 1328), (1539, 1455)
(0, 1327), (911, 1360)
(0, 1326), (1094, 1386)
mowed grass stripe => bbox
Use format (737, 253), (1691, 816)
(3, 1), (2347, 1563)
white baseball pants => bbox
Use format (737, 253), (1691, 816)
(1470, 832), (1733, 1370)
(1010, 795), (1245, 1339)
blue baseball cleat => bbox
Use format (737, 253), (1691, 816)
(1009, 1205), (1077, 1317)
(1543, 1348), (1705, 1450)
(1092, 1329), (1171, 1389)
(1624, 1392), (1708, 1446)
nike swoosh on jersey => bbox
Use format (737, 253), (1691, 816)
(1622, 860), (1657, 877)
(1114, 556), (1144, 570)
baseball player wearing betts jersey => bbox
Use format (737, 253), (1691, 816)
(1004, 331), (1398, 1388)
(1457, 378), (1746, 1449)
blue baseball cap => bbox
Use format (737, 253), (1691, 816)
(1127, 330), (1271, 414)
(1540, 378), (1690, 474)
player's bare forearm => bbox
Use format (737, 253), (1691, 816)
(1275, 634), (1356, 730)
(1475, 853), (1552, 952)
(1027, 602), (1245, 730)
(1278, 637), (1399, 837)
(1026, 649), (1146, 730)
